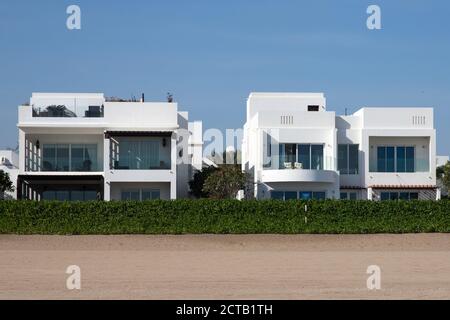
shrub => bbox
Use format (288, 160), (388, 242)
(0, 200), (449, 235)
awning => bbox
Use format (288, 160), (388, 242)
(340, 186), (366, 190)
(104, 131), (173, 138)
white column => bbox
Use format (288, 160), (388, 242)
(18, 129), (25, 174)
(170, 132), (177, 199)
(104, 181), (111, 201)
(436, 188), (441, 201)
(103, 134), (111, 201)
(367, 187), (373, 200)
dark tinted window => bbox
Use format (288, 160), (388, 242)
(308, 105), (319, 112)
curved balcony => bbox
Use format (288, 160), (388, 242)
(261, 169), (338, 183)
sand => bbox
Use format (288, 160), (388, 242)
(0, 234), (449, 299)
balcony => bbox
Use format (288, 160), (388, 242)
(109, 135), (172, 171)
(263, 143), (336, 171)
(261, 169), (338, 183)
(25, 143), (103, 173)
(261, 147), (337, 183)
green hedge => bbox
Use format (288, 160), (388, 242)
(0, 200), (449, 234)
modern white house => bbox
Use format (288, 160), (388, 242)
(16, 93), (202, 201)
(0, 149), (19, 200)
(241, 92), (439, 200)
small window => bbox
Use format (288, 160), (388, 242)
(284, 192), (298, 200)
(340, 192), (348, 200)
(308, 105), (320, 112)
(271, 191), (284, 200)
(380, 192), (390, 201)
(399, 192), (409, 200)
(390, 192), (399, 200)
(299, 191), (312, 200)
(409, 192), (419, 200)
(312, 192), (326, 200)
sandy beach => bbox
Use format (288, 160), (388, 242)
(0, 234), (449, 299)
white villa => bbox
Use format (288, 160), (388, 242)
(16, 93), (203, 201)
(241, 92), (439, 201)
(2, 91), (444, 201)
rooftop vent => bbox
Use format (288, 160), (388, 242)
(412, 115), (426, 126)
(280, 115), (294, 125)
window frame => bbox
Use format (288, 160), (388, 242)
(380, 191), (420, 201)
(376, 146), (415, 173)
(121, 188), (161, 201)
(42, 143), (98, 172)
(338, 144), (359, 175)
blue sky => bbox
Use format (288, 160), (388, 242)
(0, 0), (449, 155)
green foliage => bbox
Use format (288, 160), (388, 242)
(203, 165), (248, 199)
(188, 166), (217, 198)
(0, 170), (14, 193)
(0, 200), (449, 235)
(438, 161), (450, 190)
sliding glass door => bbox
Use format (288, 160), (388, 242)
(298, 144), (323, 170)
(118, 141), (160, 170)
(377, 146), (415, 172)
(338, 144), (359, 174)
(278, 144), (324, 169)
(42, 144), (97, 172)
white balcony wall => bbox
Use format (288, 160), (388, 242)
(355, 108), (434, 129)
(104, 102), (178, 129)
(256, 110), (335, 129)
(247, 92), (326, 120)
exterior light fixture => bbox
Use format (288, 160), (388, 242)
(162, 138), (167, 147)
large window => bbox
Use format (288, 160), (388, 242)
(271, 191), (326, 200)
(377, 146), (415, 172)
(42, 189), (98, 201)
(42, 144), (97, 172)
(338, 144), (359, 174)
(380, 192), (419, 201)
(279, 144), (324, 170)
(340, 192), (358, 200)
(121, 189), (161, 201)
(116, 140), (167, 170)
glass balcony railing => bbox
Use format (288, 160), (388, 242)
(263, 156), (336, 171)
(369, 157), (430, 173)
(32, 105), (104, 118)
(110, 139), (171, 170)
(112, 158), (171, 170)
(40, 144), (101, 172)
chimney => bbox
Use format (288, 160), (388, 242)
(140, 93), (145, 102)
